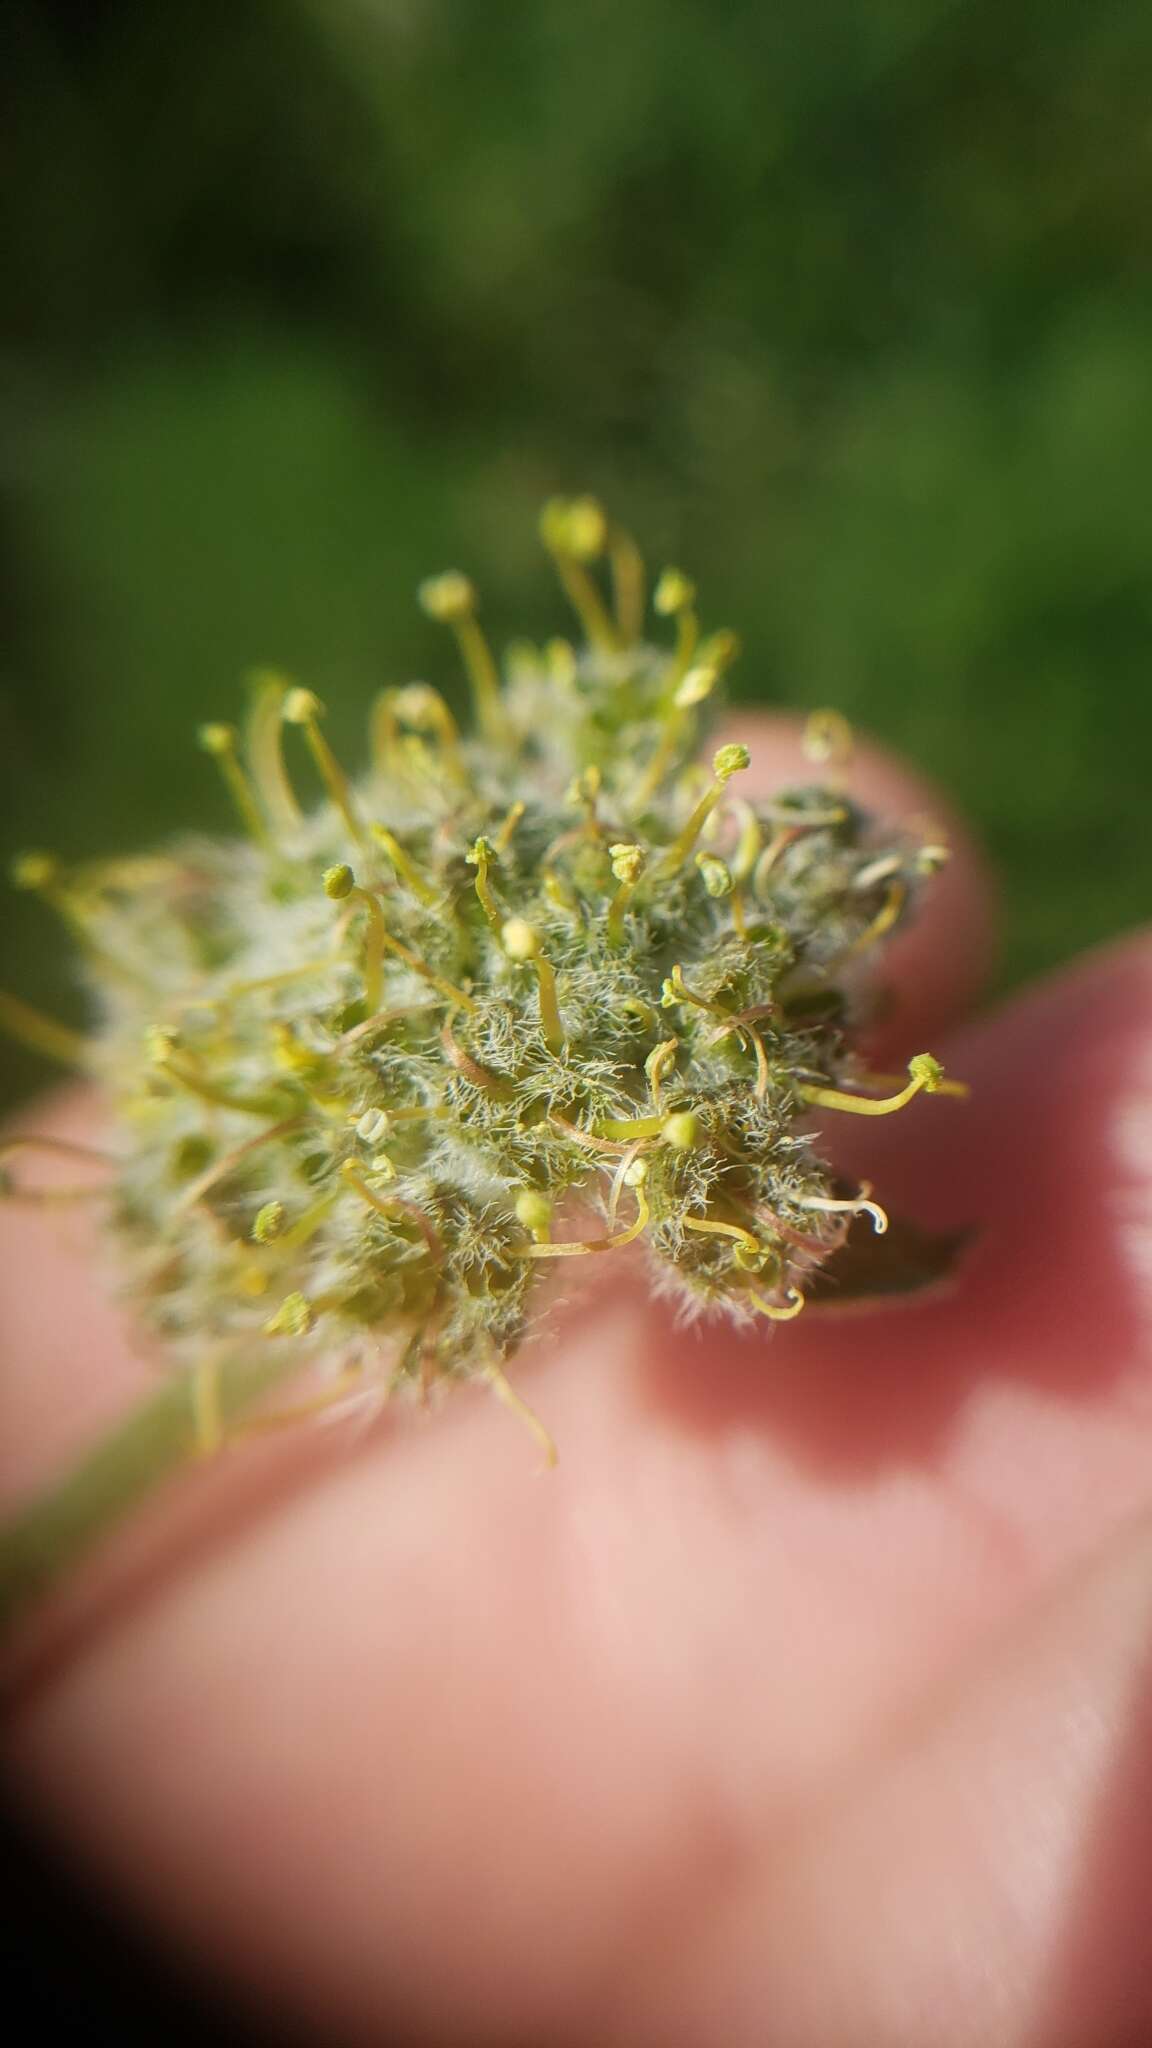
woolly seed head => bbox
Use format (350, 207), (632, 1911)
(2, 502), (966, 1463)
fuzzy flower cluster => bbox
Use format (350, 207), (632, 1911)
(4, 500), (958, 1459)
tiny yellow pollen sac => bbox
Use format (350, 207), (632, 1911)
(695, 852), (733, 898)
(418, 571), (477, 623)
(713, 742), (751, 782)
(252, 1200), (286, 1244)
(323, 862), (356, 901)
(501, 917), (540, 962)
(11, 851), (60, 894)
(663, 1109), (701, 1151)
(514, 1189), (553, 1241)
(263, 1292), (315, 1338)
(674, 665), (718, 709)
(654, 568), (696, 616)
(609, 843), (646, 886)
(355, 1107), (391, 1146)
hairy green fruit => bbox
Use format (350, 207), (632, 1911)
(0, 502), (965, 1614)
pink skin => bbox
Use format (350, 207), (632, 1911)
(3, 717), (1151, 2047)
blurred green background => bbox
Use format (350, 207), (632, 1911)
(3, 0), (1151, 1109)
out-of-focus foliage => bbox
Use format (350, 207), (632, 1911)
(3, 0), (1151, 1106)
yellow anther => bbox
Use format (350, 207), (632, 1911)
(606, 842), (646, 945)
(355, 1107), (391, 1145)
(323, 862), (355, 900)
(263, 1292), (315, 1338)
(674, 665), (718, 708)
(608, 842), (644, 885)
(654, 568), (696, 616)
(660, 964), (720, 1013)
(417, 570), (477, 622)
(515, 1189), (554, 1241)
(662, 1108), (701, 1150)
(713, 743), (751, 781)
(653, 567), (699, 677)
(803, 708), (854, 768)
(695, 852), (733, 898)
(657, 743), (751, 875)
(501, 917), (540, 961)
(252, 1200), (286, 1244)
(540, 495), (607, 562)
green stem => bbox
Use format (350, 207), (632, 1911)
(0, 1345), (303, 1639)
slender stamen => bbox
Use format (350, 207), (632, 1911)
(501, 919), (565, 1055)
(516, 1163), (649, 1258)
(798, 1187), (889, 1235)
(466, 838), (503, 933)
(656, 743), (750, 876)
(283, 688), (366, 849)
(245, 670), (303, 831)
(684, 1214), (762, 1254)
(418, 573), (508, 742)
(606, 842), (645, 945)
(748, 1286), (806, 1322)
(540, 498), (620, 653)
(609, 522), (646, 644)
(323, 865), (476, 1015)
(799, 1054), (966, 1118)
(197, 723), (271, 847)
(485, 1358), (558, 1467)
